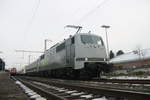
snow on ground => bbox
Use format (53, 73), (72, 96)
(92, 96), (107, 100)
(65, 90), (77, 94)
(15, 80), (47, 100)
(80, 94), (93, 99)
(108, 76), (150, 80)
(71, 92), (85, 96)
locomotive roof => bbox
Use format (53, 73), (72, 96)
(76, 33), (102, 36)
(48, 33), (102, 49)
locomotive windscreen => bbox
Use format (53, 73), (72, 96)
(81, 35), (104, 45)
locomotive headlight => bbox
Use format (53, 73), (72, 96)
(85, 58), (88, 61)
(104, 58), (106, 61)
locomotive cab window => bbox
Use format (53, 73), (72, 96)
(71, 37), (75, 44)
(81, 35), (103, 45)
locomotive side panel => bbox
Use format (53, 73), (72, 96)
(38, 42), (67, 71)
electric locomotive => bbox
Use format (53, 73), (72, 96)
(25, 26), (112, 79)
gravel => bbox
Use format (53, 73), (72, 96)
(0, 72), (30, 100)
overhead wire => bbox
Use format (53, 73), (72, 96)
(55, 0), (111, 41)
(77, 0), (110, 24)
(22, 0), (41, 63)
(24, 0), (41, 37)
(56, 0), (103, 39)
(23, 0), (109, 44)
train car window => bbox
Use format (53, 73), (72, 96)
(81, 35), (103, 45)
(71, 37), (75, 44)
(40, 54), (45, 60)
(50, 50), (52, 55)
(50, 43), (59, 49)
(56, 42), (65, 52)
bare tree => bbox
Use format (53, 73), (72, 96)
(133, 45), (146, 60)
(116, 50), (124, 56)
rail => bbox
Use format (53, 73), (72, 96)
(15, 76), (150, 100)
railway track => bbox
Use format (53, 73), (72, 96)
(95, 78), (150, 84)
(19, 76), (150, 92)
(12, 76), (66, 100)
(13, 76), (150, 100)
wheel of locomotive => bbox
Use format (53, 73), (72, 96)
(71, 70), (80, 79)
(96, 64), (104, 78)
(79, 69), (92, 80)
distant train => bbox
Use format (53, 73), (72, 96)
(25, 31), (112, 79)
(9, 68), (17, 76)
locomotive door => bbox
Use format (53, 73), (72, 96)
(66, 38), (71, 66)
(66, 37), (75, 67)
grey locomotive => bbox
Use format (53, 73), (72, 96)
(25, 33), (111, 79)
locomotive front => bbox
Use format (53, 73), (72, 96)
(74, 33), (111, 78)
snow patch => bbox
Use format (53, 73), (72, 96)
(15, 80), (47, 100)
(109, 76), (150, 80)
(71, 92), (85, 96)
(65, 90), (77, 94)
(92, 96), (107, 100)
(58, 89), (68, 92)
(36, 97), (47, 100)
(80, 94), (93, 98)
(30, 94), (41, 99)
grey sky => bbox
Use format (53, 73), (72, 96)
(0, 0), (150, 70)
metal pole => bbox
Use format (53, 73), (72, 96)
(28, 55), (31, 64)
(44, 39), (52, 52)
(105, 28), (109, 61)
(44, 39), (47, 52)
(101, 25), (110, 62)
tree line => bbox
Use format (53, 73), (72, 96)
(109, 50), (124, 59)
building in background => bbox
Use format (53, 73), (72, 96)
(0, 58), (5, 71)
(110, 49), (150, 74)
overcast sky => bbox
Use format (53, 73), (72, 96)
(0, 0), (150, 70)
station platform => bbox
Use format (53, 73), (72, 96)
(0, 71), (30, 100)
